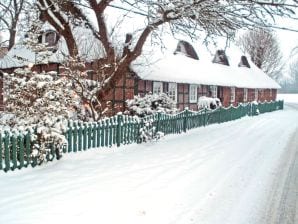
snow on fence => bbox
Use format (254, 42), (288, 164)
(0, 100), (284, 172)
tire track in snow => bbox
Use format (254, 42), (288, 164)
(261, 127), (298, 224)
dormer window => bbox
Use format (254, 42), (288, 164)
(212, 50), (230, 66)
(238, 56), (251, 68)
(174, 40), (199, 60)
(39, 30), (59, 47)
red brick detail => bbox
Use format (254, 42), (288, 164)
(189, 104), (197, 111)
(235, 88), (244, 105)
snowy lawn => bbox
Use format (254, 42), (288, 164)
(277, 93), (298, 103)
(0, 97), (297, 224)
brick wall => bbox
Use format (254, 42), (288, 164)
(221, 87), (231, 107)
(247, 89), (255, 102)
(235, 88), (244, 106)
(102, 71), (136, 115)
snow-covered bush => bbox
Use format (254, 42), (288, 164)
(126, 93), (177, 142)
(139, 118), (165, 143)
(126, 93), (178, 117)
(198, 96), (221, 110)
(2, 68), (83, 163)
(60, 58), (112, 121)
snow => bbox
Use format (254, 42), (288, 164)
(0, 96), (297, 224)
(133, 53), (280, 89)
(198, 96), (221, 109)
(0, 23), (102, 69)
(277, 93), (298, 103)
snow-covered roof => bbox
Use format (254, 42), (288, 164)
(0, 22), (103, 69)
(132, 47), (281, 89)
(0, 44), (66, 69)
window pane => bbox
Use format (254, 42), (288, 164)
(168, 83), (177, 102)
(210, 85), (217, 98)
(153, 82), (163, 94)
(189, 84), (197, 103)
(230, 87), (235, 102)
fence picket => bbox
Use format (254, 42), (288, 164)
(83, 123), (87, 150)
(88, 123), (92, 149)
(73, 124), (78, 152)
(78, 123), (82, 151)
(96, 123), (101, 148)
(92, 123), (96, 148)
(104, 120), (109, 147)
(67, 126), (72, 153)
(25, 132), (30, 167)
(18, 135), (24, 169)
(4, 132), (10, 172)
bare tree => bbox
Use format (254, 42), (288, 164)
(284, 59), (298, 92)
(237, 28), (284, 80)
(0, 0), (30, 50)
(31, 0), (298, 111)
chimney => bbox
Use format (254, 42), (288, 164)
(174, 40), (199, 60)
(238, 56), (251, 68)
(212, 50), (229, 66)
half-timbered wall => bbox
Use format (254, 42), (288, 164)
(0, 64), (279, 114)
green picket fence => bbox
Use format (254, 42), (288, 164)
(0, 100), (284, 172)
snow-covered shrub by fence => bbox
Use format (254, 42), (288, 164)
(125, 93), (178, 117)
(126, 93), (178, 142)
(198, 96), (222, 110)
(2, 68), (77, 165)
(0, 100), (284, 172)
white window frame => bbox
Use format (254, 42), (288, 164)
(254, 89), (258, 101)
(244, 88), (248, 102)
(230, 87), (235, 102)
(210, 85), (218, 98)
(153, 81), (163, 95)
(168, 82), (177, 102)
(189, 84), (198, 103)
(42, 31), (57, 45)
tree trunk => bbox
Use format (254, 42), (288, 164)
(8, 26), (17, 51)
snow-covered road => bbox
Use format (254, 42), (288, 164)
(261, 125), (298, 224)
(0, 97), (297, 224)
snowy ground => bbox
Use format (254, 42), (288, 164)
(0, 94), (297, 224)
(277, 93), (298, 103)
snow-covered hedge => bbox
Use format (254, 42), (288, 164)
(198, 96), (222, 110)
(1, 68), (84, 163)
(126, 93), (177, 142)
(126, 93), (178, 117)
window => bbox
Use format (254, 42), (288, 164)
(210, 85), (218, 98)
(244, 88), (248, 102)
(189, 84), (198, 103)
(153, 81), (163, 95)
(230, 87), (235, 102)
(42, 31), (58, 46)
(45, 32), (56, 46)
(254, 89), (258, 101)
(168, 83), (177, 102)
(269, 89), (272, 97)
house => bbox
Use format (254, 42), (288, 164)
(128, 41), (280, 111)
(0, 30), (280, 114)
